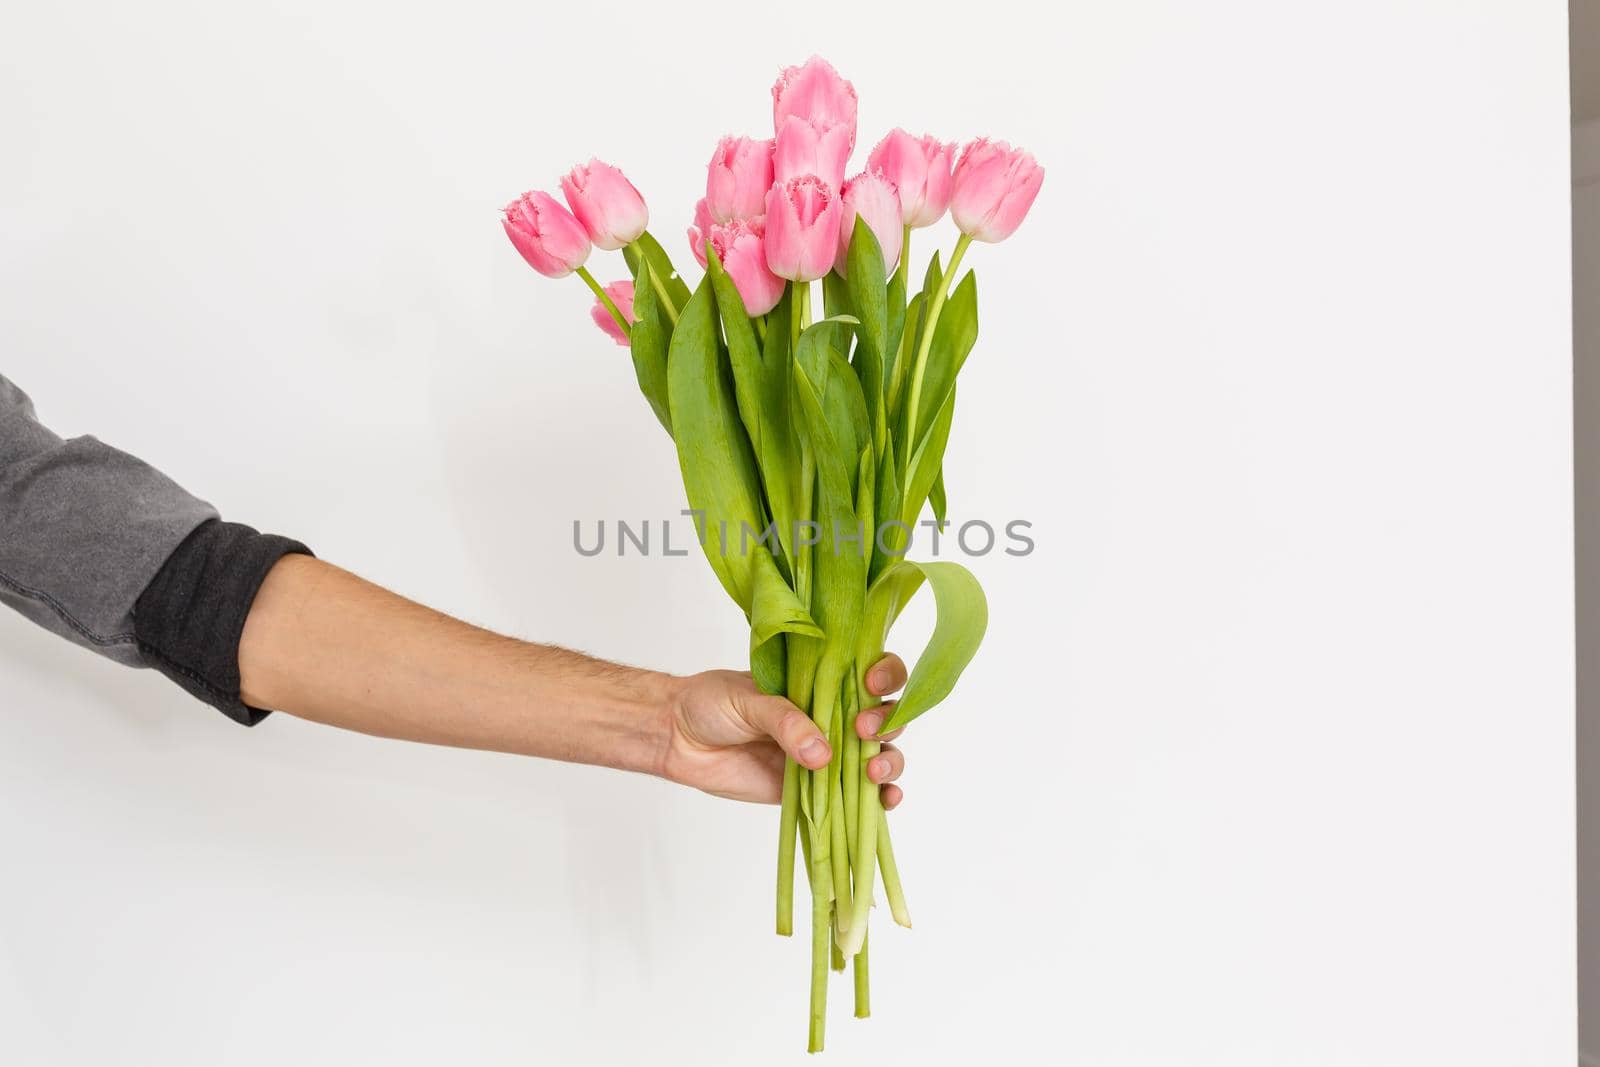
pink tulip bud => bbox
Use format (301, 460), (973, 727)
(773, 116), (852, 194)
(772, 56), (858, 151)
(950, 138), (1044, 244)
(559, 159), (649, 251)
(687, 197), (715, 270)
(764, 175), (842, 283)
(502, 191), (592, 278)
(590, 280), (636, 345)
(867, 129), (955, 228)
(709, 218), (786, 317)
(706, 136), (774, 224)
(835, 171), (903, 277)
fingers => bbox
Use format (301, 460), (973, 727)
(866, 743), (903, 785)
(880, 784), (904, 811)
(738, 692), (831, 770)
(854, 703), (907, 742)
(864, 654), (908, 697)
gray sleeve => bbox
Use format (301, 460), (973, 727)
(0, 373), (219, 666)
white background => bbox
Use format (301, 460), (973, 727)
(0, 1), (1575, 1064)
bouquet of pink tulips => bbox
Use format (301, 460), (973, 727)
(502, 56), (1041, 1052)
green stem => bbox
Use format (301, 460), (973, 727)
(830, 746), (853, 936)
(853, 931), (870, 1018)
(842, 654), (887, 957)
(575, 265), (630, 339)
(777, 758), (799, 936)
(793, 276), (830, 1052)
(895, 224), (912, 295)
(878, 818), (911, 928)
(648, 265), (679, 327)
(884, 225), (916, 424)
(780, 635), (817, 935)
(796, 452), (815, 605)
(809, 682), (836, 859)
(900, 232), (971, 480)
(842, 680), (860, 860)
(842, 730), (880, 956)
(808, 820), (832, 1052)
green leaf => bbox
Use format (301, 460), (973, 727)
(795, 313), (860, 381)
(796, 321), (867, 493)
(750, 633), (787, 696)
(844, 217), (890, 455)
(627, 262), (672, 435)
(907, 270), (977, 457)
(929, 467), (948, 524)
(624, 231), (691, 314)
(900, 383), (956, 531)
(887, 253), (940, 418)
(790, 343), (868, 737)
(871, 438), (904, 582)
(826, 351), (869, 484)
(845, 218), (889, 370)
(705, 248), (765, 449)
(883, 263), (908, 409)
(866, 560), (988, 732)
(750, 551), (823, 650)
(855, 439), (876, 537)
(821, 270), (851, 321)
(763, 291), (805, 571)
(712, 271), (802, 573)
(922, 249), (944, 299)
(886, 290), (924, 422)
(669, 277), (820, 689)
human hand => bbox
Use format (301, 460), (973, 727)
(659, 654), (911, 804)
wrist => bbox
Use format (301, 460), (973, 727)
(637, 670), (686, 780)
(554, 661), (683, 780)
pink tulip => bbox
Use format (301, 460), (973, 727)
(687, 197), (715, 269)
(765, 175), (842, 283)
(560, 159), (648, 251)
(949, 138), (1044, 243)
(589, 280), (635, 345)
(867, 130), (954, 228)
(503, 191), (592, 278)
(706, 136), (774, 224)
(773, 116), (852, 193)
(835, 171), (903, 276)
(709, 218), (785, 317)
(772, 56), (857, 150)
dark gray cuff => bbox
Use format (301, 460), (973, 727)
(134, 519), (311, 726)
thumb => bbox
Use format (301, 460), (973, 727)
(737, 692), (831, 769)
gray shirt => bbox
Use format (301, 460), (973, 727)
(0, 374), (217, 667)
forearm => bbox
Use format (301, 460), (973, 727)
(238, 554), (676, 775)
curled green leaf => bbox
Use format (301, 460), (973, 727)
(863, 560), (988, 732)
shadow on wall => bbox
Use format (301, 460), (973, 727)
(1574, 0), (1599, 1047)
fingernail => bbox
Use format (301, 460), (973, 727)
(859, 712), (882, 736)
(870, 669), (889, 691)
(799, 738), (828, 766)
(870, 758), (887, 780)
